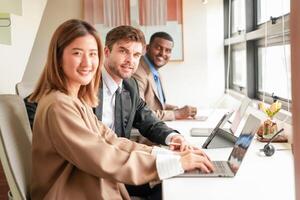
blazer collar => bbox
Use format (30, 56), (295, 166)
(141, 56), (164, 106)
(144, 55), (160, 77)
(140, 56), (152, 75)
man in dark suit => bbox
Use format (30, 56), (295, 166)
(98, 26), (188, 147)
(24, 25), (198, 200)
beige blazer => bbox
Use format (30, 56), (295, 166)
(31, 91), (158, 200)
(133, 57), (175, 121)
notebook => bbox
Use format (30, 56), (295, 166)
(177, 114), (260, 177)
(190, 97), (251, 137)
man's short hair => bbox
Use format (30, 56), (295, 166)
(149, 32), (174, 44)
(105, 25), (146, 51)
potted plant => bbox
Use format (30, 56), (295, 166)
(257, 101), (281, 138)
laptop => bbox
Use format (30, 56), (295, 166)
(200, 111), (238, 148)
(190, 111), (233, 137)
(177, 114), (260, 177)
(190, 97), (251, 137)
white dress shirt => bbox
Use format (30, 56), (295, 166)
(101, 67), (122, 131)
(152, 146), (184, 180)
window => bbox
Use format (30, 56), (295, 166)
(258, 44), (291, 99)
(224, 0), (291, 108)
(257, 0), (290, 25)
(231, 0), (245, 34)
(232, 48), (247, 88)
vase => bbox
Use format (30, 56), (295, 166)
(262, 118), (278, 139)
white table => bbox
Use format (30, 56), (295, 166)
(166, 108), (230, 136)
(163, 117), (295, 200)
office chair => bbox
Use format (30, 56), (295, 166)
(0, 94), (32, 200)
(15, 82), (35, 98)
(0, 94), (146, 200)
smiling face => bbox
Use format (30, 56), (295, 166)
(104, 40), (143, 84)
(62, 34), (99, 96)
(146, 37), (173, 69)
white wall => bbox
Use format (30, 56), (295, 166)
(19, 0), (225, 109)
(160, 0), (225, 108)
(0, 0), (47, 94)
(22, 0), (82, 84)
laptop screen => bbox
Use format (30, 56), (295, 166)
(202, 111), (234, 148)
(230, 97), (251, 133)
(227, 114), (260, 174)
(214, 111), (233, 131)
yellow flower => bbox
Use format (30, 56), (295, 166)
(270, 101), (281, 113)
(259, 102), (266, 112)
(259, 101), (281, 118)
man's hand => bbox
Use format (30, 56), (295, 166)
(174, 105), (197, 120)
(169, 135), (200, 152)
(165, 104), (179, 110)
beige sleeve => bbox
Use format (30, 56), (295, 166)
(47, 101), (159, 185)
(152, 109), (176, 121)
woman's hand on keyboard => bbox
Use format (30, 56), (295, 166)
(179, 149), (215, 173)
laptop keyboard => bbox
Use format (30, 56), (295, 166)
(184, 161), (228, 174)
(212, 161), (227, 173)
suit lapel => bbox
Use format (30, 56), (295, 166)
(157, 71), (166, 103)
(141, 58), (163, 106)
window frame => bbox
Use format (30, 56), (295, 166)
(223, 0), (291, 110)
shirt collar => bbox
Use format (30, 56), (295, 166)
(144, 55), (159, 77)
(102, 67), (123, 95)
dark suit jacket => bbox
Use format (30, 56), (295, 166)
(24, 78), (177, 145)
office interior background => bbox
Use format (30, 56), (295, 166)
(0, 0), (299, 199)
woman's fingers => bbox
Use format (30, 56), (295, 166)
(180, 151), (215, 173)
(191, 149), (211, 161)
